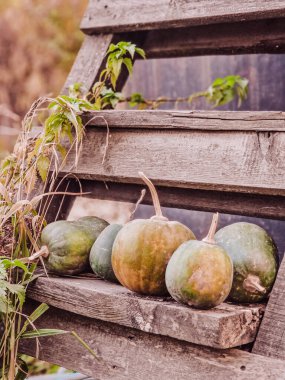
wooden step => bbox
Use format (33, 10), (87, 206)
(20, 298), (285, 380)
(52, 110), (285, 219)
(81, 0), (285, 34)
(27, 275), (265, 349)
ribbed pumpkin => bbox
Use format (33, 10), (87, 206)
(215, 222), (278, 303)
(166, 213), (233, 309)
(90, 223), (122, 282)
(28, 216), (109, 275)
(112, 172), (196, 295)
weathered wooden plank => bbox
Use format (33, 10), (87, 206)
(58, 111), (285, 197)
(81, 0), (285, 34)
(67, 179), (285, 220)
(253, 257), (285, 359)
(21, 301), (285, 380)
(61, 34), (114, 94)
(143, 18), (285, 57)
(81, 110), (285, 131)
(27, 276), (264, 349)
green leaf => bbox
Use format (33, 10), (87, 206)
(21, 328), (69, 339)
(5, 283), (25, 306)
(123, 58), (133, 75)
(17, 303), (49, 339)
(36, 155), (50, 182)
(135, 47), (146, 59)
(126, 44), (136, 59)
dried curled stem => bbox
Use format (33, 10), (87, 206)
(202, 213), (219, 245)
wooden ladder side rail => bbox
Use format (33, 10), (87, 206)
(44, 30), (144, 222)
(253, 256), (285, 359)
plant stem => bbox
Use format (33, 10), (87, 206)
(138, 172), (167, 221)
(202, 213), (219, 245)
(22, 245), (49, 263)
(243, 274), (266, 294)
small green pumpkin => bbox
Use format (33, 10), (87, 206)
(112, 172), (196, 295)
(166, 213), (233, 309)
(76, 216), (109, 240)
(215, 222), (278, 303)
(90, 224), (122, 283)
(30, 216), (109, 275)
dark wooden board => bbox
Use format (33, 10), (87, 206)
(253, 257), (285, 359)
(57, 111), (285, 197)
(63, 179), (285, 221)
(27, 276), (264, 349)
(81, 0), (285, 34)
(143, 18), (285, 57)
(21, 300), (285, 379)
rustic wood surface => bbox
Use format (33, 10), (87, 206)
(143, 18), (285, 57)
(21, 300), (285, 379)
(253, 257), (285, 359)
(57, 110), (285, 197)
(65, 179), (285, 221)
(81, 0), (285, 34)
(81, 110), (285, 131)
(27, 276), (264, 349)
(61, 34), (114, 94)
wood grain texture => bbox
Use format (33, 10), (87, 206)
(21, 300), (285, 380)
(27, 276), (264, 349)
(81, 110), (285, 131)
(253, 257), (285, 359)
(61, 34), (114, 94)
(58, 111), (285, 197)
(143, 18), (285, 57)
(81, 0), (285, 34)
(67, 180), (285, 220)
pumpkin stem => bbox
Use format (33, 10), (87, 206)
(129, 189), (146, 220)
(243, 274), (266, 294)
(138, 172), (168, 221)
(202, 213), (219, 245)
(22, 245), (49, 263)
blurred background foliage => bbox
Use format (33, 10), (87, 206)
(0, 0), (87, 155)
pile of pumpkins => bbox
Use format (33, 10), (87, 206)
(31, 172), (279, 309)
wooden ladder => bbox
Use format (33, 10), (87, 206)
(22, 1), (285, 378)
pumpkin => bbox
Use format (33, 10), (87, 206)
(165, 213), (233, 309)
(76, 216), (109, 240)
(112, 172), (196, 295)
(215, 222), (278, 303)
(90, 224), (122, 283)
(28, 216), (109, 275)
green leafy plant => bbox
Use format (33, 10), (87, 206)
(0, 40), (249, 379)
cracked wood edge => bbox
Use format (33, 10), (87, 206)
(20, 300), (285, 380)
(81, 110), (285, 131)
(81, 0), (285, 33)
(27, 276), (264, 349)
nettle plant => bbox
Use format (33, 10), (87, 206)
(0, 41), (248, 379)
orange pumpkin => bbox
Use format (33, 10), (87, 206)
(112, 172), (196, 295)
